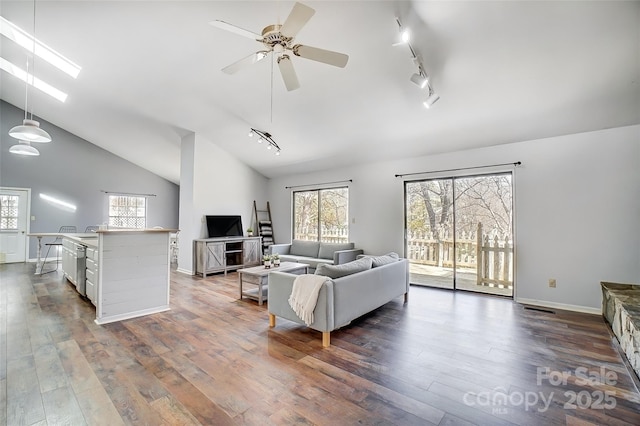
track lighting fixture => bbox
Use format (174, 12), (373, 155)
(248, 128), (281, 155)
(392, 18), (411, 46)
(423, 92), (441, 109)
(394, 17), (440, 109)
(410, 71), (428, 89)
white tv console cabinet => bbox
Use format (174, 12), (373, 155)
(194, 236), (262, 277)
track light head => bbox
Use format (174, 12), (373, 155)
(410, 72), (428, 89)
(423, 93), (441, 109)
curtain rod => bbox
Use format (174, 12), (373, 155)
(285, 179), (353, 190)
(101, 190), (157, 197)
(395, 162), (521, 178)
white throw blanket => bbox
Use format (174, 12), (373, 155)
(288, 274), (328, 326)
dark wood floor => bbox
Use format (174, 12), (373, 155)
(2, 262), (640, 425)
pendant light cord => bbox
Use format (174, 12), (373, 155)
(23, 59), (29, 121)
(29, 0), (37, 120)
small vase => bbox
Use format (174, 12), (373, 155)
(264, 261), (271, 268)
(274, 259), (280, 267)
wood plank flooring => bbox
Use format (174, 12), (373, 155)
(1, 262), (640, 425)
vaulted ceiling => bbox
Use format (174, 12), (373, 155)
(1, 1), (638, 184)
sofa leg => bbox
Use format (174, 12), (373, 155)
(404, 292), (409, 304)
(322, 332), (330, 347)
(269, 313), (276, 328)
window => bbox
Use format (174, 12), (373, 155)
(108, 195), (146, 229)
(293, 187), (349, 243)
(0, 195), (19, 230)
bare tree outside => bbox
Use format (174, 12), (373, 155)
(294, 187), (349, 242)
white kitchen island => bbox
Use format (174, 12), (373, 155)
(93, 229), (177, 325)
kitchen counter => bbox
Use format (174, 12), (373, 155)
(63, 233), (99, 248)
(57, 228), (176, 325)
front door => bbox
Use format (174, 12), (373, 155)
(0, 188), (30, 263)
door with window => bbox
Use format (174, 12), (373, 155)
(0, 188), (29, 263)
(405, 173), (514, 297)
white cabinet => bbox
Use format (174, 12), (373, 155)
(62, 239), (79, 285)
(85, 246), (98, 306)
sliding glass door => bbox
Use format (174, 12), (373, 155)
(405, 173), (514, 297)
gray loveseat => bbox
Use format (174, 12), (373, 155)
(269, 240), (363, 272)
(268, 255), (409, 347)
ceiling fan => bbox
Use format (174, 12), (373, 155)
(210, 2), (349, 91)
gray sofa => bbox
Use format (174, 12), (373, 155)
(269, 240), (363, 272)
(268, 255), (409, 347)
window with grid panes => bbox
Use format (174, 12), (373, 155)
(0, 195), (19, 230)
(108, 195), (146, 229)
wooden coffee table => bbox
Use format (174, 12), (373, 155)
(237, 262), (309, 305)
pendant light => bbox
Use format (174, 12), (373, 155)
(9, 140), (40, 156)
(9, 0), (51, 153)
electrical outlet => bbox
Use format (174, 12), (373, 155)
(549, 279), (557, 288)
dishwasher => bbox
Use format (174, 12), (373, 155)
(76, 244), (87, 296)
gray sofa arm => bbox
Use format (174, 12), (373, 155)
(269, 243), (292, 256)
(333, 248), (364, 265)
(268, 271), (335, 345)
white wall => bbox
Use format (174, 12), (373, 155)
(178, 133), (268, 274)
(267, 125), (640, 312)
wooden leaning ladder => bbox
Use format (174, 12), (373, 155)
(253, 201), (274, 255)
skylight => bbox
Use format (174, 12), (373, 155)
(0, 57), (68, 102)
(0, 16), (81, 78)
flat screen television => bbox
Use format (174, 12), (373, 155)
(206, 215), (243, 238)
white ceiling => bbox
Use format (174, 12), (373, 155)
(1, 1), (638, 184)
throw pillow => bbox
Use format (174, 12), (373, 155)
(315, 257), (373, 279)
(370, 252), (399, 267)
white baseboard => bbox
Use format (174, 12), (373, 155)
(176, 267), (194, 275)
(95, 305), (171, 325)
(516, 297), (601, 315)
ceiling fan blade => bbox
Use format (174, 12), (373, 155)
(280, 2), (315, 38)
(277, 55), (300, 91)
(222, 51), (269, 74)
(293, 44), (349, 68)
(209, 20), (261, 40)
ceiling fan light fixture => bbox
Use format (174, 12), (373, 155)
(410, 72), (428, 89)
(9, 119), (51, 143)
(9, 140), (40, 156)
(423, 93), (441, 109)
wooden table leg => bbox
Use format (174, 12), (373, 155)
(258, 276), (265, 305)
(238, 272), (243, 300)
(269, 313), (276, 327)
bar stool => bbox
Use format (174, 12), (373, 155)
(41, 226), (76, 273)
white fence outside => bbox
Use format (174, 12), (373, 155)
(406, 222), (513, 289)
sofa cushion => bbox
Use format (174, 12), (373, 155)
(290, 240), (320, 258)
(315, 257), (373, 279)
(318, 242), (355, 260)
(370, 252), (400, 267)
